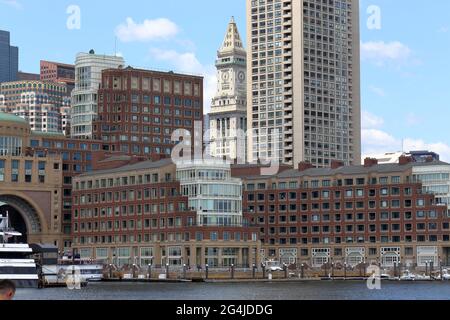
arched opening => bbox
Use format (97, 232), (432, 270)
(0, 195), (43, 244)
(0, 204), (28, 243)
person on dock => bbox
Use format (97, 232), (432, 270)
(0, 280), (16, 301)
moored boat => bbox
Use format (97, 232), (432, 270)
(0, 214), (39, 288)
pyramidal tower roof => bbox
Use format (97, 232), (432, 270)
(219, 17), (245, 54)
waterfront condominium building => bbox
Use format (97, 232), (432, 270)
(246, 0), (361, 167)
(71, 50), (125, 139)
(208, 17), (248, 161)
(177, 159), (244, 227)
(233, 156), (450, 268)
(71, 157), (260, 267)
(93, 66), (203, 157)
(0, 30), (18, 83)
(412, 162), (450, 210)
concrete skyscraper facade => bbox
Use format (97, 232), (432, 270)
(71, 50), (125, 139)
(209, 17), (248, 161)
(0, 30), (18, 83)
(246, 0), (361, 167)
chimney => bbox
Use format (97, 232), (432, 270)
(399, 155), (413, 165)
(331, 160), (345, 169)
(364, 158), (378, 167)
(298, 162), (314, 172)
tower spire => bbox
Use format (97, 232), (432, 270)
(220, 16), (244, 53)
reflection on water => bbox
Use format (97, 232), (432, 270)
(15, 281), (450, 300)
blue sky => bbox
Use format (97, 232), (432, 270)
(1, 0), (450, 160)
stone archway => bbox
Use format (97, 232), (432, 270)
(0, 195), (44, 236)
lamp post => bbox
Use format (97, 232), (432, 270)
(166, 263), (170, 279)
(148, 263), (152, 279)
(183, 264), (187, 279)
(262, 263), (266, 279)
(231, 264), (235, 279)
(109, 264), (113, 279)
(344, 262), (347, 280)
(425, 261), (429, 277)
(132, 264), (137, 279)
(252, 264), (256, 279)
(205, 264), (209, 280)
(331, 262), (335, 279)
(301, 263), (305, 279)
(283, 263), (288, 279)
(430, 260), (434, 276)
(440, 260), (444, 281)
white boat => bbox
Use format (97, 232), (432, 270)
(31, 244), (103, 285)
(436, 269), (450, 280)
(0, 214), (39, 288)
(265, 259), (284, 272)
(400, 270), (416, 281)
(58, 258), (104, 282)
(380, 273), (392, 280)
(415, 274), (432, 281)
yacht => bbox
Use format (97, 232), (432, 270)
(399, 270), (416, 281)
(31, 245), (103, 286)
(434, 269), (450, 280)
(443, 269), (450, 280)
(0, 213), (39, 288)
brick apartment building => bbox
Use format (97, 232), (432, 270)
(93, 67), (204, 157)
(40, 60), (75, 92)
(234, 157), (450, 268)
(71, 158), (260, 268)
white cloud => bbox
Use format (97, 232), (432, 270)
(116, 18), (179, 42)
(362, 129), (399, 148)
(362, 111), (450, 162)
(403, 139), (450, 162)
(368, 85), (386, 97)
(361, 41), (412, 66)
(438, 26), (449, 33)
(362, 110), (384, 129)
(149, 48), (217, 114)
(1, 0), (22, 9)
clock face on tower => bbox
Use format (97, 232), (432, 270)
(238, 71), (245, 83)
(222, 71), (230, 81)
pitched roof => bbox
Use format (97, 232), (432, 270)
(78, 158), (174, 177)
(240, 161), (450, 180)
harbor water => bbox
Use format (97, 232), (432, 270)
(14, 281), (450, 300)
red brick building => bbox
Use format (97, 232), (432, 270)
(93, 67), (203, 157)
(234, 158), (450, 268)
(71, 158), (260, 268)
(40, 60), (75, 92)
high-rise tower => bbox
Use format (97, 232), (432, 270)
(0, 30), (18, 83)
(246, 0), (361, 167)
(209, 17), (247, 161)
(71, 50), (125, 139)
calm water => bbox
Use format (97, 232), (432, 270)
(14, 281), (450, 300)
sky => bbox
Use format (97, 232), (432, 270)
(1, 0), (450, 161)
